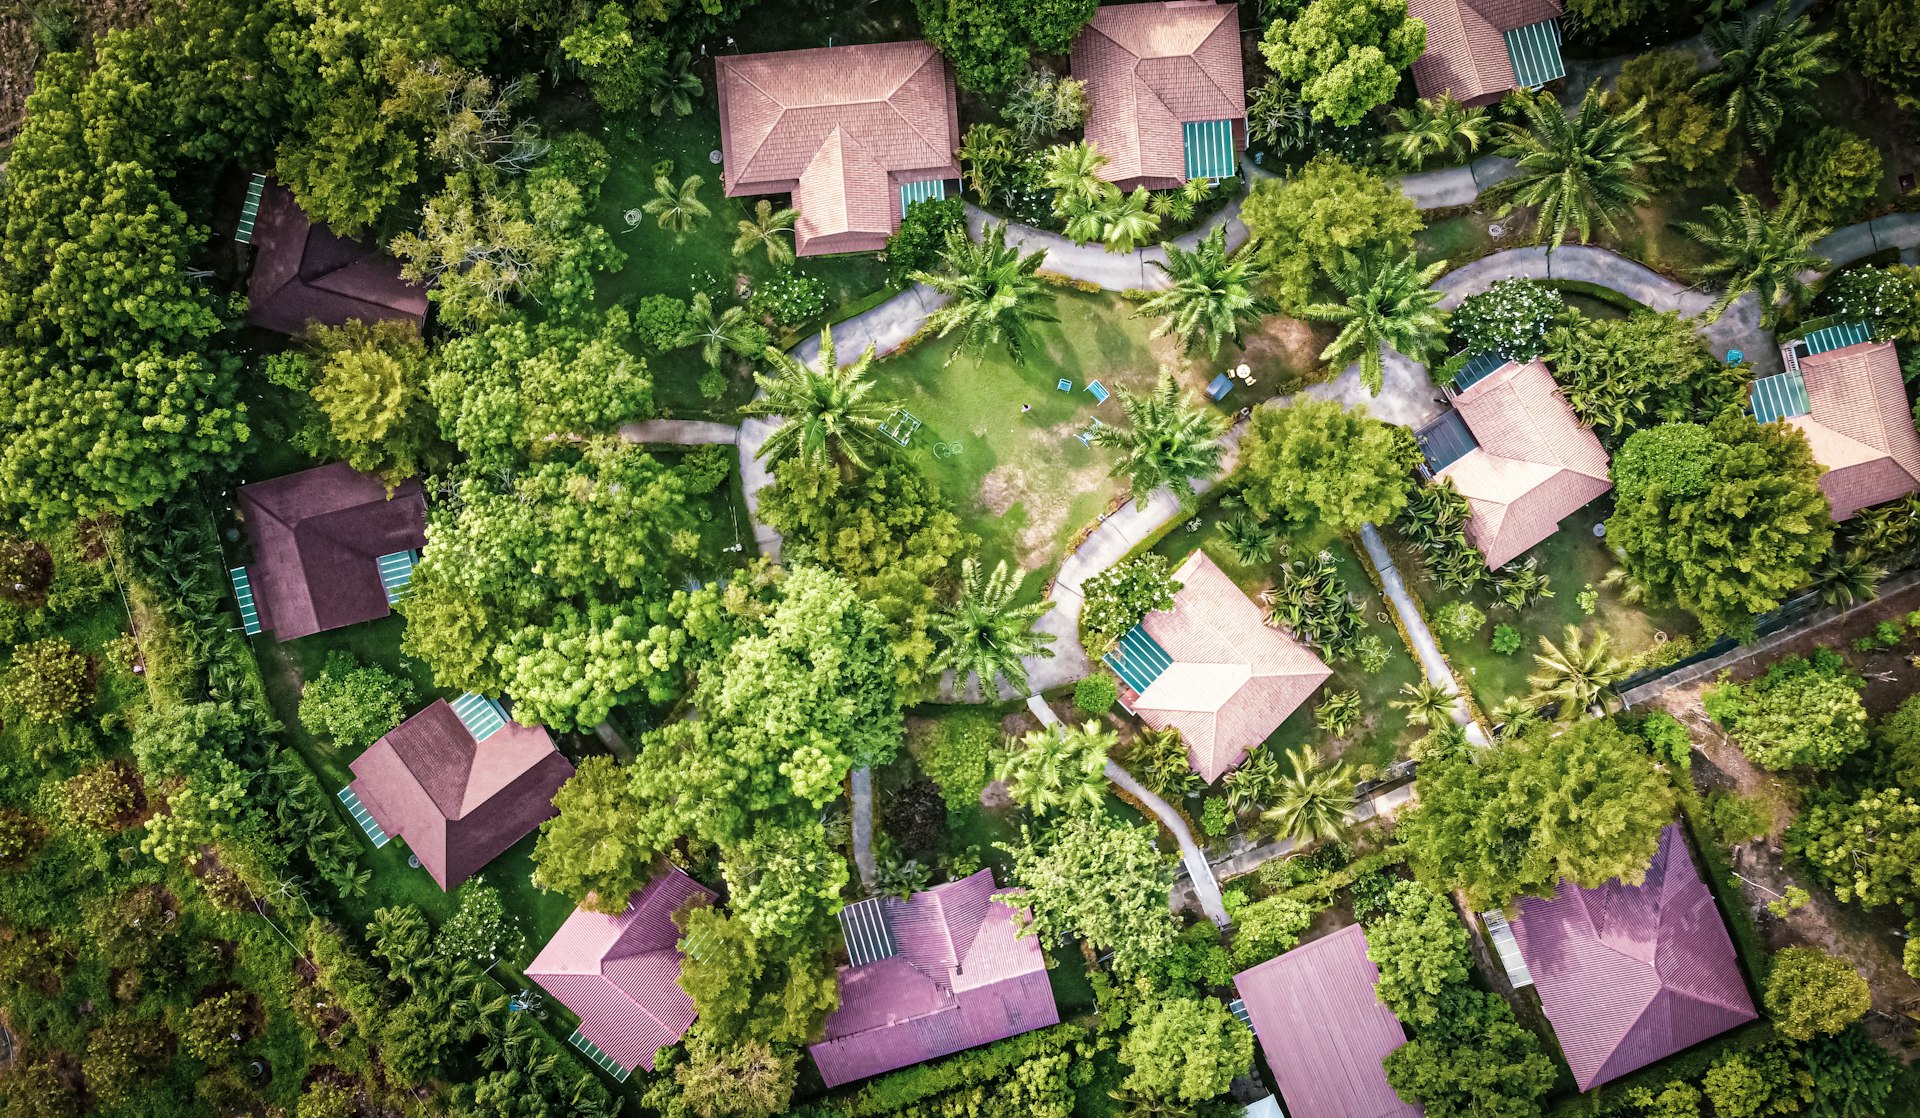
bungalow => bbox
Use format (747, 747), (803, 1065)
(1103, 550), (1331, 782)
(244, 177), (429, 335)
(1508, 825), (1757, 1091)
(1407, 0), (1566, 107)
(1071, 1), (1247, 190)
(1415, 357), (1612, 569)
(1755, 324), (1920, 520)
(343, 694), (574, 890)
(810, 869), (1060, 1087)
(1233, 924), (1421, 1118)
(232, 462), (428, 641)
(525, 867), (718, 1080)
(714, 41), (961, 257)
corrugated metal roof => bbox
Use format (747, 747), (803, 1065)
(1800, 320), (1873, 356)
(336, 786), (391, 847)
(1503, 19), (1565, 87)
(1452, 349), (1511, 393)
(1417, 409), (1481, 472)
(451, 693), (510, 743)
(377, 550), (416, 604)
(1183, 118), (1238, 180)
(1751, 370), (1812, 423)
(899, 178), (946, 211)
(838, 897), (898, 967)
(1105, 625), (1174, 694)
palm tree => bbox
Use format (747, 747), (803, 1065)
(675, 292), (761, 368)
(648, 52), (702, 118)
(740, 324), (895, 471)
(1101, 187), (1161, 253)
(1060, 193), (1108, 245)
(1221, 510), (1278, 566)
(996, 721), (1115, 816)
(641, 173), (710, 234)
(1677, 193), (1828, 326)
(1042, 140), (1116, 208)
(1814, 548), (1884, 608)
(1388, 95), (1491, 167)
(959, 123), (1019, 204)
(732, 199), (799, 267)
(1304, 251), (1449, 396)
(913, 222), (1059, 365)
(1694, 11), (1836, 150)
(1136, 225), (1277, 358)
(1090, 371), (1229, 509)
(1490, 696), (1543, 741)
(1491, 90), (1658, 249)
(1527, 624), (1627, 715)
(933, 558), (1058, 696)
(1261, 745), (1354, 846)
(1392, 680), (1457, 728)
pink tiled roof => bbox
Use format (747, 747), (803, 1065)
(237, 462), (428, 641)
(714, 41), (961, 256)
(1409, 0), (1562, 106)
(1786, 339), (1920, 520)
(245, 180), (429, 335)
(1071, 2), (1247, 190)
(525, 867), (717, 1072)
(809, 869), (1060, 1087)
(1437, 359), (1611, 569)
(347, 700), (574, 890)
(1233, 925), (1421, 1118)
(1120, 551), (1331, 783)
(1511, 825), (1757, 1091)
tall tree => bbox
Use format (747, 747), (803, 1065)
(733, 200), (799, 267)
(1000, 812), (1178, 981)
(1492, 90), (1658, 249)
(1527, 624), (1628, 715)
(1261, 746), (1354, 845)
(1090, 372), (1229, 509)
(1259, 0), (1426, 125)
(914, 223), (1059, 365)
(1119, 998), (1255, 1105)
(1240, 157), (1423, 311)
(643, 172), (711, 234)
(1387, 94), (1492, 167)
(1695, 11), (1837, 149)
(741, 325), (895, 473)
(1678, 193), (1829, 327)
(995, 721), (1115, 816)
(530, 756), (651, 912)
(1614, 50), (1738, 188)
(932, 558), (1056, 696)
(1236, 399), (1418, 528)
(1042, 140), (1117, 208)
(1137, 226), (1277, 357)
(278, 319), (441, 486)
(1305, 251), (1449, 395)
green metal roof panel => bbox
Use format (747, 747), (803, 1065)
(1182, 119), (1238, 181)
(1451, 351), (1510, 393)
(337, 786), (391, 848)
(1104, 624), (1173, 695)
(228, 566), (263, 635)
(234, 173), (268, 245)
(450, 692), (510, 742)
(569, 1028), (633, 1082)
(899, 178), (946, 213)
(1800, 320), (1873, 356)
(1416, 410), (1481, 473)
(1751, 370), (1811, 423)
(1503, 20), (1566, 89)
(377, 550), (417, 604)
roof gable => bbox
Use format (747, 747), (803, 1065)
(1409, 0), (1563, 104)
(1790, 339), (1920, 519)
(1073, 2), (1247, 188)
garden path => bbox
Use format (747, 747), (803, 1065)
(618, 418), (739, 444)
(1025, 694), (1232, 927)
(1357, 523), (1492, 747)
(850, 766), (876, 889)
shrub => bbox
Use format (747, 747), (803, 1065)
(748, 272), (829, 331)
(1449, 279), (1564, 360)
(0, 811), (37, 866)
(886, 198), (967, 285)
(909, 710), (999, 810)
(1073, 673), (1117, 715)
(1, 637), (90, 722)
(0, 535), (52, 604)
(1701, 1044), (1813, 1118)
(631, 293), (691, 353)
(297, 652), (413, 751)
(62, 763), (140, 832)
(1816, 265), (1920, 342)
(698, 366), (729, 400)
(1200, 797), (1231, 837)
(679, 445), (733, 495)
(1774, 127), (1883, 225)
(1704, 649), (1869, 770)
(1491, 624), (1522, 655)
(436, 882), (523, 965)
(179, 989), (250, 1063)
(1082, 555), (1180, 652)
(1641, 711), (1693, 774)
(1229, 893), (1315, 966)
(1764, 947), (1871, 1040)
(1363, 879), (1470, 1026)
(1851, 618), (1904, 652)
(1431, 600), (1486, 641)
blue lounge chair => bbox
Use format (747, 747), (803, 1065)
(1057, 378), (1073, 391)
(1207, 373), (1233, 401)
(1086, 379), (1110, 404)
(1075, 418), (1104, 447)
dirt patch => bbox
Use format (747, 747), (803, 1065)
(976, 462), (1089, 571)
(1237, 317), (1335, 393)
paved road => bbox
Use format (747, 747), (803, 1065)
(1358, 523), (1490, 747)
(850, 766), (876, 889)
(1812, 211), (1920, 272)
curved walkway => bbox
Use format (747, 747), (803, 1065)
(1358, 524), (1490, 746)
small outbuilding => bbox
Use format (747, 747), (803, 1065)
(1072, 1), (1247, 190)
(1756, 325), (1920, 520)
(244, 178), (429, 336)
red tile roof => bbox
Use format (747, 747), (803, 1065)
(1120, 551), (1331, 783)
(809, 869), (1060, 1087)
(1511, 825), (1757, 1091)
(525, 867), (717, 1072)
(347, 699), (573, 890)
(1785, 339), (1920, 520)
(715, 41), (961, 256)
(1408, 0), (1562, 106)
(1437, 359), (1612, 569)
(1233, 924), (1421, 1118)
(245, 180), (429, 335)
(1071, 2), (1247, 190)
(237, 462), (428, 641)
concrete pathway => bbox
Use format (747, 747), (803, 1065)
(618, 418), (738, 445)
(1398, 155), (1518, 210)
(1812, 212), (1920, 273)
(1357, 523), (1491, 747)
(965, 195), (1253, 292)
(850, 766), (876, 889)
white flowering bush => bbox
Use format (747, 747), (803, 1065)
(1816, 265), (1920, 342)
(747, 273), (828, 331)
(1449, 279), (1564, 359)
(437, 881), (524, 964)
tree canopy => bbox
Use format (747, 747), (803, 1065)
(1240, 157), (1423, 312)
(1259, 0), (1426, 126)
(1237, 399), (1418, 529)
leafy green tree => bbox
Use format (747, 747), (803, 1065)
(1790, 786), (1920, 910)
(1695, 11), (1837, 150)
(60, 763), (140, 833)
(733, 200), (800, 268)
(674, 904), (838, 1047)
(1099, 187), (1162, 254)
(1400, 718), (1676, 908)
(268, 319), (440, 486)
(1774, 128), (1882, 226)
(1607, 414), (1833, 635)
(721, 819), (848, 943)
(1614, 50), (1737, 188)
(297, 652), (412, 750)
(1492, 90), (1658, 249)
(1261, 746), (1354, 845)
(1305, 251), (1449, 395)
(643, 173), (711, 234)
(1764, 947), (1871, 1040)
(1091, 372), (1229, 509)
(1240, 157), (1423, 311)
(915, 223), (1058, 365)
(531, 756), (653, 911)
(909, 710), (1001, 810)
(559, 2), (673, 113)
(1120, 997), (1254, 1104)
(1874, 692), (1920, 789)
(1364, 880), (1470, 1026)
(915, 0), (1098, 93)
(1001, 812), (1178, 982)
(886, 196), (969, 285)
(1259, 0), (1426, 125)
(1705, 650), (1868, 771)
(1003, 73), (1090, 145)
(933, 558), (1055, 696)
(670, 1029), (800, 1118)
(1804, 1027), (1898, 1118)
(1388, 94), (1492, 167)
(1229, 893), (1316, 967)
(1237, 399), (1417, 528)
(1544, 309), (1746, 444)
(1702, 1045), (1815, 1118)
(1137, 226), (1276, 358)
(1679, 193), (1829, 326)
(1840, 0), (1920, 106)
(996, 721), (1114, 816)
(1081, 555), (1182, 652)
(0, 637), (91, 723)
(1527, 624), (1627, 715)
(1384, 988), (1556, 1118)
(742, 325), (895, 472)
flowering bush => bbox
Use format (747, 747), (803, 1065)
(1816, 265), (1920, 342)
(1449, 279), (1564, 359)
(748, 272), (828, 331)
(436, 882), (523, 964)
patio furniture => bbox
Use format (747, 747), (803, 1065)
(879, 408), (922, 446)
(1075, 417), (1105, 447)
(1057, 378), (1073, 391)
(1086, 379), (1110, 404)
(1207, 374), (1233, 401)
(1726, 349), (1743, 365)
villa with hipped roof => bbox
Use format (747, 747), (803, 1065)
(1071, 1), (1247, 190)
(244, 178), (430, 335)
(1103, 550), (1331, 783)
(1753, 324), (1920, 520)
(715, 40), (961, 256)
(1415, 357), (1612, 569)
(810, 869), (1060, 1087)
(1408, 0), (1566, 106)
(345, 695), (574, 890)
(525, 867), (717, 1079)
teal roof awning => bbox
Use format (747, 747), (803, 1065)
(451, 692), (511, 741)
(1104, 625), (1174, 696)
(1751, 370), (1812, 423)
(900, 178), (946, 213)
(1799, 320), (1873, 356)
(228, 566), (263, 635)
(1416, 410), (1481, 473)
(1182, 118), (1238, 181)
(569, 1028), (634, 1082)
(1451, 350), (1511, 394)
(235, 173), (268, 246)
(1504, 20), (1565, 89)
(377, 550), (417, 605)
(337, 786), (391, 848)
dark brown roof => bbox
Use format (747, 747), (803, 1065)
(1409, 0), (1563, 106)
(245, 180), (430, 335)
(237, 462), (428, 641)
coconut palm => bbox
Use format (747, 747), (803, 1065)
(996, 720), (1116, 816)
(1392, 680), (1457, 728)
(1527, 624), (1627, 715)
(641, 173), (710, 234)
(913, 222), (1059, 366)
(1090, 371), (1229, 510)
(1136, 225), (1277, 358)
(1677, 193), (1828, 327)
(1042, 140), (1116, 208)
(740, 324), (894, 472)
(1304, 251), (1449, 396)
(1101, 187), (1161, 253)
(648, 52), (703, 118)
(933, 558), (1058, 696)
(732, 199), (799, 267)
(1694, 11), (1836, 150)
(1491, 90), (1658, 249)
(1814, 548), (1884, 608)
(1490, 696), (1543, 740)
(1388, 94), (1492, 167)
(1261, 745), (1354, 845)
(1223, 744), (1282, 813)
(675, 292), (762, 368)
(1220, 510), (1279, 566)
(1130, 725), (1201, 798)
